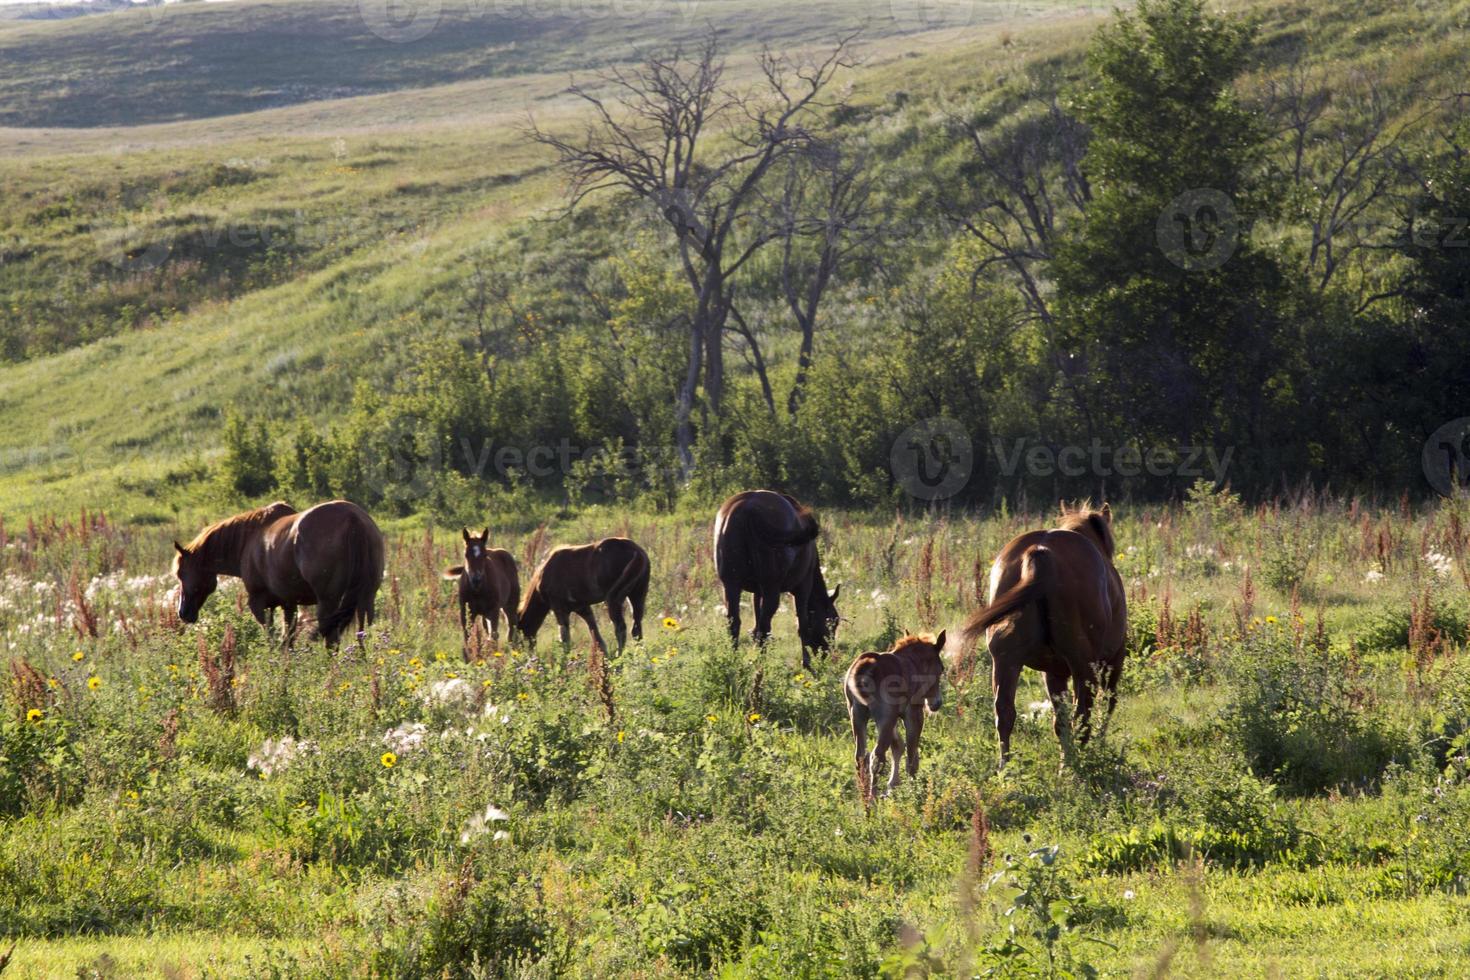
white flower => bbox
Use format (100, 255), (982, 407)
(383, 721), (428, 754)
(1364, 569), (1385, 584)
(247, 736), (317, 777)
(1425, 552), (1453, 580)
(1123, 889), (1136, 900)
(423, 677), (475, 710)
(460, 802), (511, 843)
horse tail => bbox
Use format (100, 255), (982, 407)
(317, 520), (381, 643)
(961, 545), (1055, 645)
(845, 652), (882, 706)
(607, 545), (650, 603)
(443, 566), (465, 580)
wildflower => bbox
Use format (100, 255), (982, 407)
(516, 692), (528, 701)
(47, 678), (58, 688)
(747, 712), (761, 723)
(1124, 889), (1136, 900)
(1265, 615), (1278, 625)
(1425, 551), (1453, 579)
(1364, 569), (1385, 583)
(616, 730), (625, 743)
(435, 651), (447, 662)
(662, 617), (679, 630)
(422, 677), (474, 710)
(383, 721), (428, 754)
(381, 751), (397, 768)
(706, 714), (718, 723)
(87, 676), (102, 691)
(247, 736), (317, 777)
(459, 802), (510, 843)
(26, 708), (43, 723)
(408, 657), (423, 669)
(72, 651), (84, 662)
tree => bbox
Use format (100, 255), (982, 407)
(529, 33), (859, 473)
(1050, 0), (1303, 480)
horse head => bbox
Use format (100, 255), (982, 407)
(172, 541), (217, 623)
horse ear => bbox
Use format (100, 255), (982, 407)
(173, 540), (186, 556)
(1101, 502), (1112, 522)
(934, 628), (947, 651)
(481, 526), (490, 541)
(829, 584), (841, 603)
(462, 527), (472, 543)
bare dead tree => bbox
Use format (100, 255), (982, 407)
(765, 141), (887, 416)
(527, 32), (860, 473)
(1260, 61), (1439, 308)
(937, 96), (1091, 326)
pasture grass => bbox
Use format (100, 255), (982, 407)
(3, 495), (1470, 974)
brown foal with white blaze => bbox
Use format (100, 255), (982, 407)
(844, 632), (946, 797)
(443, 527), (520, 654)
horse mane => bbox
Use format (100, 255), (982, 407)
(183, 502), (296, 567)
(1058, 504), (1115, 559)
(892, 633), (940, 651)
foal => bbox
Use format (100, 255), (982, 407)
(443, 527), (520, 653)
(844, 632), (946, 797)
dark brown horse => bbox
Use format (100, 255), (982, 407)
(517, 537), (649, 654)
(713, 490), (839, 670)
(845, 631), (947, 797)
(961, 503), (1127, 766)
(443, 526), (520, 653)
(172, 500), (384, 646)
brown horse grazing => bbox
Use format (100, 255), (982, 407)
(172, 500), (385, 646)
(962, 503), (1127, 766)
(713, 490), (840, 671)
(845, 631), (947, 797)
(443, 527), (520, 653)
(517, 537), (649, 655)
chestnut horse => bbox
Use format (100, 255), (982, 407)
(172, 500), (384, 646)
(517, 537), (649, 654)
(713, 490), (839, 671)
(443, 526), (520, 653)
(845, 631), (946, 797)
(962, 503), (1127, 765)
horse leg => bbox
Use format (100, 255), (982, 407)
(459, 601), (471, 660)
(488, 605), (501, 651)
(723, 582), (743, 647)
(1073, 667), (1098, 746)
(886, 723), (906, 794)
(576, 606), (607, 655)
(555, 609), (572, 657)
(628, 576), (647, 644)
(849, 699), (872, 802)
(992, 658), (1022, 768)
(605, 598), (628, 654)
(904, 705), (925, 779)
(1103, 656), (1124, 720)
(870, 718), (895, 795)
(1045, 668), (1078, 767)
(753, 587), (779, 647)
(282, 605), (299, 649)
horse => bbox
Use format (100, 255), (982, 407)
(443, 526), (520, 654)
(516, 537), (649, 655)
(713, 490), (840, 671)
(172, 499), (384, 647)
(961, 503), (1127, 766)
(845, 631), (947, 798)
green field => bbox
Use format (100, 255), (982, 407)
(4, 0), (1470, 974)
(3, 496), (1470, 976)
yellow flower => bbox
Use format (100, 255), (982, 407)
(516, 692), (529, 701)
(47, 678), (58, 689)
(747, 712), (761, 723)
(380, 752), (397, 768)
(616, 730), (625, 743)
(493, 651), (505, 658)
(446, 672), (458, 679)
(72, 651), (84, 662)
(662, 617), (679, 630)
(482, 679), (492, 688)
(1265, 616), (1278, 625)
(408, 657), (423, 669)
(434, 652), (447, 662)
(705, 714), (718, 723)
(87, 676), (102, 691)
(26, 708), (43, 723)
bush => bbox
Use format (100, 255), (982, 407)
(1223, 628), (1409, 794)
